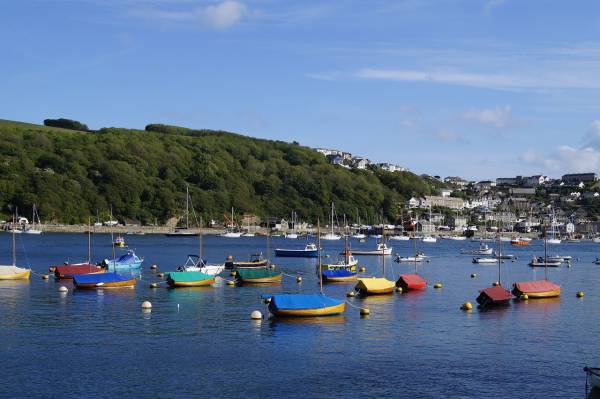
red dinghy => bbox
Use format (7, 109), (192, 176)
(54, 263), (105, 279)
(477, 285), (512, 307)
(396, 274), (426, 290)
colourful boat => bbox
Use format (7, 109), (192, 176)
(274, 243), (320, 258)
(477, 285), (512, 307)
(113, 236), (125, 247)
(73, 272), (136, 289)
(54, 263), (105, 279)
(396, 274), (426, 291)
(166, 271), (215, 287)
(322, 269), (357, 283)
(103, 250), (144, 271)
(236, 268), (282, 284)
(0, 221), (30, 280)
(262, 294), (345, 317)
(355, 277), (395, 295)
(512, 280), (561, 298)
(225, 253), (268, 269)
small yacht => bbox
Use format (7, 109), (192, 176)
(351, 242), (392, 256)
(460, 242), (493, 255)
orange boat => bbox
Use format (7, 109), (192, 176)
(510, 237), (529, 246)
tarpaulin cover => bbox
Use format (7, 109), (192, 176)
(73, 272), (130, 284)
(55, 264), (98, 276)
(478, 286), (512, 301)
(397, 274), (426, 289)
(167, 271), (212, 282)
(236, 268), (280, 279)
(261, 294), (343, 310)
(513, 280), (560, 293)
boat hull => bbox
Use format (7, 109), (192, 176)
(167, 277), (215, 287)
(76, 279), (136, 289)
(269, 302), (346, 317)
(0, 266), (30, 280)
(512, 280), (561, 298)
(238, 275), (282, 284)
(274, 249), (319, 258)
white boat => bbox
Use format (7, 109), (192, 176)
(352, 233), (366, 239)
(528, 256), (561, 267)
(499, 236), (512, 242)
(222, 231), (242, 238)
(547, 209), (561, 244)
(461, 242), (493, 255)
(395, 254), (425, 263)
(165, 185), (200, 237)
(241, 232), (255, 237)
(389, 235), (410, 241)
(448, 236), (467, 241)
(546, 238), (561, 245)
(24, 204), (42, 234)
(322, 254), (359, 270)
(370, 234), (382, 239)
(351, 243), (392, 256)
(422, 236), (437, 243)
(322, 203), (341, 240)
(0, 218), (31, 280)
(593, 237), (600, 243)
(177, 255), (224, 276)
(472, 257), (498, 264)
(285, 233), (298, 239)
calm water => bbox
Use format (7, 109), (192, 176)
(1, 233), (600, 398)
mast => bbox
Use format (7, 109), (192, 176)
(318, 219), (323, 294)
(110, 206), (116, 266)
(11, 213), (16, 266)
(413, 228), (418, 273)
(331, 203), (335, 236)
(185, 184), (190, 229)
(381, 222), (385, 277)
(88, 217), (92, 264)
(544, 224), (548, 280)
(199, 215), (203, 261)
(266, 228), (270, 263)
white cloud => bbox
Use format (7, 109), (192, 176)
(462, 106), (512, 128)
(584, 119), (600, 148)
(131, 1), (248, 29)
(520, 145), (600, 173)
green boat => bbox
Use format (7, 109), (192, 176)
(166, 271), (215, 287)
(236, 268), (282, 284)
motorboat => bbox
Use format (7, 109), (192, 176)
(472, 257), (499, 264)
(275, 243), (320, 258)
(460, 242), (493, 255)
(177, 255), (224, 276)
(350, 243), (392, 256)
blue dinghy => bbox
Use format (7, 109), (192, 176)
(103, 250), (144, 271)
(321, 269), (357, 283)
(261, 293), (345, 317)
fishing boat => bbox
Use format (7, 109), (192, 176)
(512, 226), (561, 298)
(593, 258), (600, 265)
(236, 268), (282, 284)
(274, 243), (320, 258)
(472, 257), (499, 264)
(510, 237), (529, 246)
(476, 235), (512, 307)
(584, 367), (600, 391)
(321, 203), (341, 240)
(24, 204), (42, 234)
(322, 253), (358, 271)
(113, 236), (125, 247)
(103, 250), (144, 271)
(0, 216), (31, 280)
(225, 253), (268, 269)
(351, 242), (392, 256)
(460, 242), (493, 255)
(166, 271), (214, 287)
(528, 256), (561, 267)
(73, 272), (136, 289)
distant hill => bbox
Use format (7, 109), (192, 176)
(0, 119), (444, 225)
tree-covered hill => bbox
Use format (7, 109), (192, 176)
(0, 119), (444, 225)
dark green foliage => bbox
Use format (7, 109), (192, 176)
(0, 120), (440, 224)
(43, 118), (90, 132)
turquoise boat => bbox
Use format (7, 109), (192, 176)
(166, 271), (215, 287)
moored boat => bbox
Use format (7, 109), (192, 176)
(510, 237), (529, 246)
(177, 255), (224, 276)
(355, 277), (395, 295)
(262, 293), (345, 317)
(460, 242), (493, 255)
(476, 286), (512, 307)
(236, 268), (282, 284)
(225, 253), (268, 269)
(113, 236), (125, 247)
(584, 367), (600, 391)
(512, 280), (561, 298)
(166, 271), (214, 287)
(322, 269), (357, 282)
(396, 274), (426, 290)
(389, 235), (410, 241)
(351, 242), (392, 256)
(528, 256), (561, 267)
(54, 263), (105, 279)
(274, 243), (320, 258)
(0, 218), (31, 280)
(103, 250), (144, 271)
(472, 257), (498, 264)
(73, 272), (136, 289)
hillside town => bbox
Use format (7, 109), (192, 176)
(315, 147), (600, 237)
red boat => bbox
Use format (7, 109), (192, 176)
(476, 285), (512, 307)
(396, 274), (426, 290)
(53, 263), (105, 279)
(512, 280), (560, 298)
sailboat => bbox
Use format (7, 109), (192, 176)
(54, 218), (106, 279)
(24, 204), (42, 234)
(176, 218), (224, 276)
(547, 209), (561, 244)
(241, 215), (255, 237)
(422, 206), (437, 243)
(0, 215), (31, 280)
(352, 209), (367, 239)
(262, 221), (346, 317)
(165, 185), (199, 237)
(396, 233), (426, 290)
(321, 203), (341, 240)
(235, 231), (282, 284)
(512, 225), (561, 298)
(221, 207), (242, 238)
(285, 211), (298, 239)
(321, 235), (358, 282)
(476, 234), (512, 307)
(355, 227), (395, 295)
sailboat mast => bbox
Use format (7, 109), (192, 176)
(199, 215), (203, 261)
(318, 219), (323, 294)
(544, 224), (548, 280)
(110, 206), (116, 264)
(381, 223), (385, 277)
(266, 228), (270, 263)
(11, 213), (16, 267)
(88, 217), (92, 264)
(413, 229), (418, 273)
(185, 185), (189, 229)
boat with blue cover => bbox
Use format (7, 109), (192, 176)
(73, 272), (136, 289)
(322, 269), (357, 283)
(261, 293), (345, 317)
(321, 236), (357, 282)
(274, 243), (320, 258)
(103, 250), (144, 271)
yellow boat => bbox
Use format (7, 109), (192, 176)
(355, 277), (395, 295)
(0, 266), (31, 280)
(265, 294), (346, 317)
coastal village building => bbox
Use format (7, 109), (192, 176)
(406, 197), (420, 209)
(420, 196), (465, 210)
(447, 216), (468, 230)
(510, 187), (536, 196)
(375, 163), (406, 173)
(439, 189), (453, 197)
(562, 173), (597, 184)
(351, 157), (371, 170)
(444, 176), (468, 187)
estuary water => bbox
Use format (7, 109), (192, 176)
(1, 233), (599, 398)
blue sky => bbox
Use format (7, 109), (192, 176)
(3, 0), (600, 179)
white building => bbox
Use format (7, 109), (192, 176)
(375, 163), (406, 173)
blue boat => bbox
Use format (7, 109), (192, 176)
(73, 272), (137, 289)
(261, 293), (345, 317)
(321, 269), (357, 282)
(103, 250), (144, 271)
(274, 243), (320, 258)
